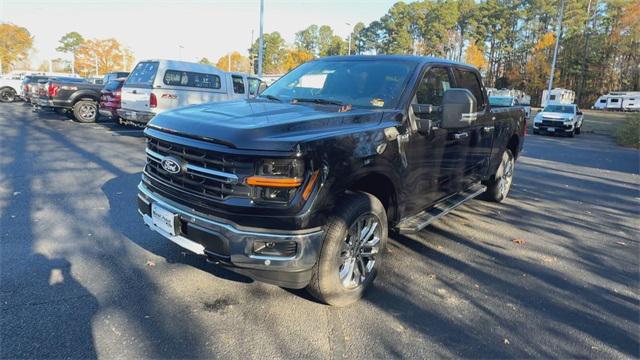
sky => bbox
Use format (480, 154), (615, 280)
(0, 0), (399, 69)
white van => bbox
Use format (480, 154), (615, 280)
(118, 60), (263, 124)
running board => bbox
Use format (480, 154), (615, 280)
(395, 183), (487, 234)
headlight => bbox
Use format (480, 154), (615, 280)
(246, 158), (305, 204)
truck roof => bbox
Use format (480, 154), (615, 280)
(317, 55), (477, 70)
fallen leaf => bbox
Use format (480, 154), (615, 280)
(504, 338), (510, 345)
(512, 238), (526, 245)
(437, 245), (444, 250)
(146, 260), (156, 267)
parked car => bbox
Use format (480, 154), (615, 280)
(118, 60), (263, 125)
(0, 73), (23, 103)
(99, 78), (126, 121)
(136, 55), (526, 306)
(35, 77), (103, 122)
(533, 104), (584, 136)
(20, 75), (52, 103)
(489, 95), (531, 119)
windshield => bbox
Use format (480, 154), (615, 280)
(489, 96), (515, 107)
(260, 60), (417, 109)
(544, 105), (574, 113)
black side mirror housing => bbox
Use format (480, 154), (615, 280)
(441, 89), (477, 129)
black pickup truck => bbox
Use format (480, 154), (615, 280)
(137, 56), (525, 306)
(36, 72), (129, 122)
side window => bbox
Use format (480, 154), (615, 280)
(163, 70), (221, 89)
(416, 67), (451, 106)
(232, 75), (245, 94)
(453, 69), (485, 111)
(247, 77), (261, 95)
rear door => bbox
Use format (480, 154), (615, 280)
(121, 61), (159, 113)
(452, 67), (494, 182)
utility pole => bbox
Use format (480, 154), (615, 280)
(577, 0), (595, 106)
(346, 22), (352, 55)
(227, 52), (231, 72)
(94, 56), (98, 76)
(546, 0), (565, 105)
(250, 29), (254, 74)
(257, 0), (264, 77)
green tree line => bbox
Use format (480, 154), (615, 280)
(249, 0), (638, 107)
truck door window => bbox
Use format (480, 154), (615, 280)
(416, 67), (450, 106)
(247, 78), (261, 95)
(232, 75), (245, 94)
(453, 69), (485, 111)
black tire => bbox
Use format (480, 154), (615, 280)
(482, 149), (515, 203)
(567, 129), (575, 137)
(72, 100), (98, 123)
(532, 129), (539, 135)
(575, 126), (581, 135)
(307, 192), (388, 306)
(0, 88), (16, 103)
(54, 108), (67, 115)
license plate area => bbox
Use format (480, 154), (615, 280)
(151, 203), (178, 236)
(547, 127), (556, 132)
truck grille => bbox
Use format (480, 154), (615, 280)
(541, 119), (565, 127)
(143, 136), (253, 202)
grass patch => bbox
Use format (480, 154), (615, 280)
(615, 113), (640, 148)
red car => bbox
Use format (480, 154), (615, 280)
(99, 78), (126, 122)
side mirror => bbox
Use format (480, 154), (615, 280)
(441, 88), (477, 129)
(577, 111), (583, 115)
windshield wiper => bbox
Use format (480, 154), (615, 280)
(292, 98), (345, 106)
(259, 94), (282, 102)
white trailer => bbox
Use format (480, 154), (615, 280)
(593, 95), (608, 110)
(622, 95), (640, 112)
(541, 88), (575, 107)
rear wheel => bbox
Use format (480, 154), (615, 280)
(307, 192), (387, 306)
(72, 100), (98, 123)
(483, 149), (515, 203)
(0, 88), (16, 103)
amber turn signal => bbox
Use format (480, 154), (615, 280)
(302, 171), (320, 200)
(245, 176), (303, 188)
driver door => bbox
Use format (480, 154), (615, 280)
(402, 66), (471, 215)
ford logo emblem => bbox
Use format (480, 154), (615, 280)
(161, 157), (182, 174)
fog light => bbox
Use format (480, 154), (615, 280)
(252, 241), (297, 257)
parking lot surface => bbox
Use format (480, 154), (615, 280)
(1, 103), (639, 359)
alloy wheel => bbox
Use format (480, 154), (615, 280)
(338, 213), (381, 289)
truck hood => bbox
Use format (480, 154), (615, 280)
(538, 112), (573, 119)
(147, 99), (386, 152)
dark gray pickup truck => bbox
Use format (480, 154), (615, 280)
(36, 77), (103, 122)
(137, 55), (526, 306)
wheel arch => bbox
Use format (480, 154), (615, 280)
(345, 172), (398, 223)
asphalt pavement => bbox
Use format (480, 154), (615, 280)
(1, 103), (638, 359)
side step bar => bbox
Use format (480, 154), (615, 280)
(395, 183), (487, 234)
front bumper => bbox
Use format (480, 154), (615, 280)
(533, 122), (574, 133)
(137, 182), (324, 288)
(117, 109), (155, 124)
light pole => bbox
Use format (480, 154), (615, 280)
(346, 22), (352, 56)
(257, 0), (264, 77)
(546, 0), (565, 105)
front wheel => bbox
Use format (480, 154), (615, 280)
(0, 88), (16, 103)
(307, 192), (388, 306)
(73, 100), (98, 123)
(575, 126), (581, 135)
(483, 149), (515, 203)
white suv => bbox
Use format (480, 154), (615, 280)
(533, 104), (584, 137)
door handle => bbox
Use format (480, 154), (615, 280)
(482, 126), (495, 133)
(453, 132), (469, 140)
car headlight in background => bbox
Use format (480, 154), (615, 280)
(246, 158), (305, 203)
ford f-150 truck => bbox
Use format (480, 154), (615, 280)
(137, 56), (525, 306)
(36, 77), (103, 122)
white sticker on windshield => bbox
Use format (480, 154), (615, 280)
(371, 98), (385, 107)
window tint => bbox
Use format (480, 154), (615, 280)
(550, 94), (556, 100)
(611, 98), (619, 103)
(163, 70), (221, 89)
(454, 69), (485, 111)
(127, 62), (159, 87)
(416, 67), (450, 106)
(232, 75), (245, 94)
(248, 78), (261, 95)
